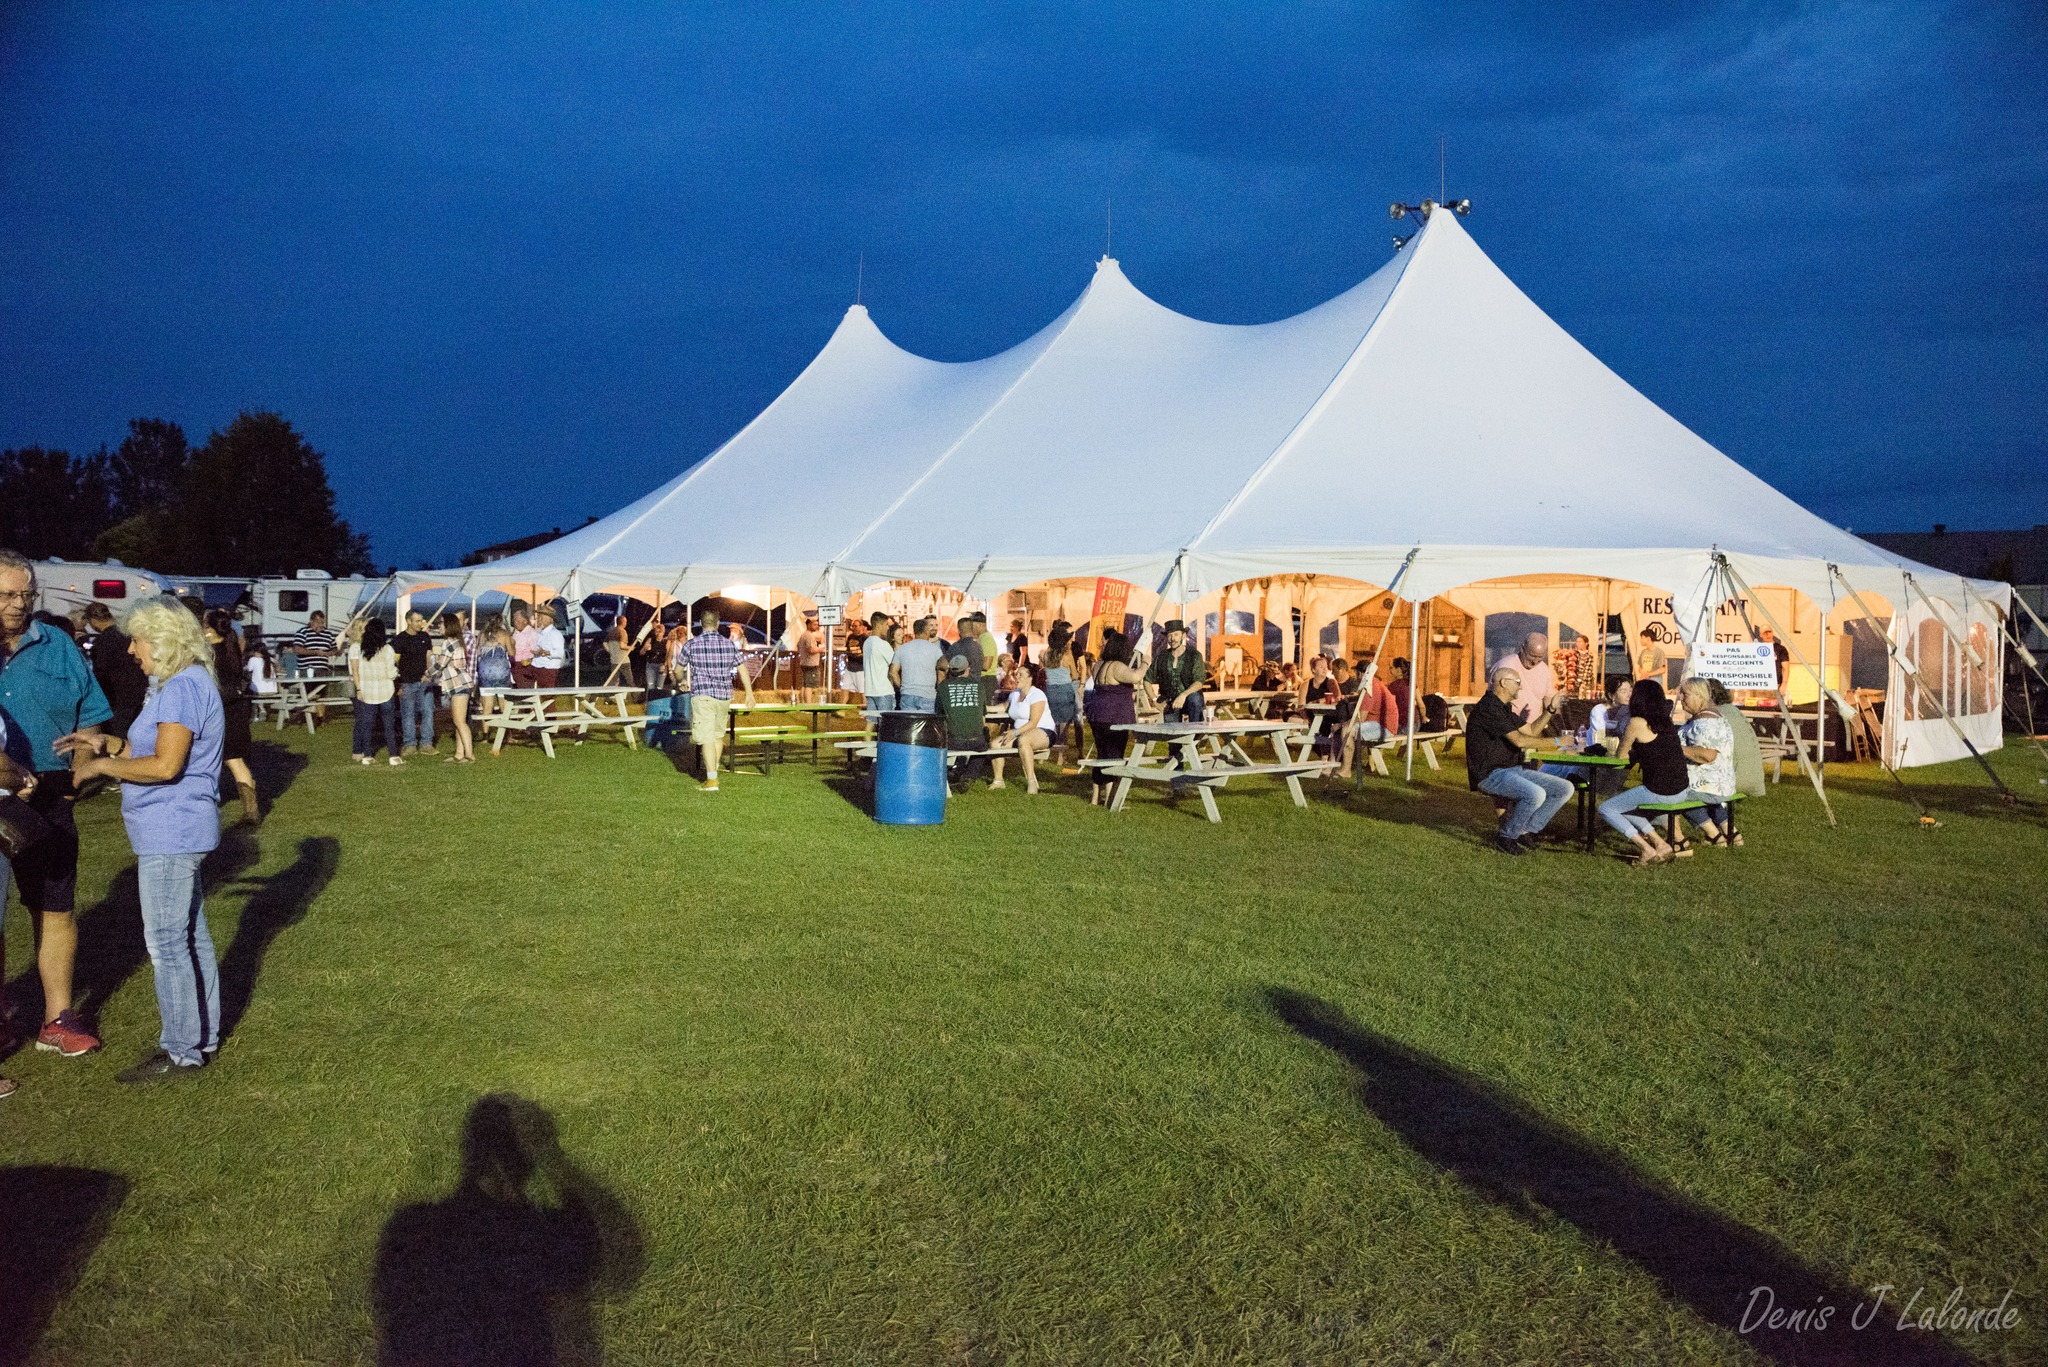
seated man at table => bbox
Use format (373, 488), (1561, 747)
(1147, 619), (1207, 722)
(1466, 663), (1573, 856)
(937, 655), (1002, 788)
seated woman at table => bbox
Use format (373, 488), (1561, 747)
(1084, 631), (1144, 806)
(1337, 663), (1403, 780)
(995, 662), (1053, 795)
(1597, 678), (1689, 864)
(1676, 679), (1741, 847)
(1303, 654), (1338, 706)
(1587, 677), (1632, 747)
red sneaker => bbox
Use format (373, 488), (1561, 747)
(35, 1011), (101, 1057)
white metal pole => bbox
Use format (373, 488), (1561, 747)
(1404, 595), (1421, 781)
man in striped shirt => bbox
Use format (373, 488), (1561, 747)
(286, 611), (340, 721)
(679, 611), (756, 792)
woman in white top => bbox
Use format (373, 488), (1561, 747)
(998, 662), (1053, 795)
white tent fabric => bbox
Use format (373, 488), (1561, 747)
(401, 207), (2007, 762)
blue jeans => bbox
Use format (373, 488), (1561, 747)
(864, 690), (896, 718)
(1477, 766), (1575, 839)
(1598, 785), (1693, 838)
(398, 681), (435, 749)
(138, 852), (220, 1066)
(1163, 690), (1206, 723)
(898, 691), (935, 713)
(354, 699), (398, 758)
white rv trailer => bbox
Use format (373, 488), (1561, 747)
(249, 570), (380, 641)
(30, 559), (176, 619)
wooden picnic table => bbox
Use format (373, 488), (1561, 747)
(481, 686), (645, 758)
(724, 700), (865, 772)
(1099, 718), (1326, 823)
(271, 673), (352, 734)
(1203, 688), (1285, 719)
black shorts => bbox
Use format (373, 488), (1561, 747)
(8, 772), (80, 913)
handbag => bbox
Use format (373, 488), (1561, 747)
(0, 793), (54, 859)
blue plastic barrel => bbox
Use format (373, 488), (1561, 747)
(874, 710), (947, 825)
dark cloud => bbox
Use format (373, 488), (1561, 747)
(2, 1), (2043, 567)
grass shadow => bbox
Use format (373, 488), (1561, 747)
(373, 1094), (643, 1366)
(244, 737), (312, 814)
(218, 835), (338, 1041)
(53, 830), (263, 1038)
(1264, 988), (1977, 1367)
(0, 1166), (130, 1367)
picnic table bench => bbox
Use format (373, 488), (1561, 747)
(481, 686), (646, 758)
(1100, 719), (1327, 823)
(270, 673), (352, 734)
(725, 701), (866, 773)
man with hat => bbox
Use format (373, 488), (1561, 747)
(530, 607), (566, 688)
(1147, 619), (1207, 722)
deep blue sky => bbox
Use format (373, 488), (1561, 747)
(4, 3), (2044, 570)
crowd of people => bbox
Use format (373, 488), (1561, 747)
(3, 541), (1783, 1098)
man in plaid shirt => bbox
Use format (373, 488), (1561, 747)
(679, 610), (755, 791)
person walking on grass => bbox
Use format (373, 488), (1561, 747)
(393, 610), (436, 756)
(0, 548), (109, 1062)
(1465, 662), (1572, 857)
(680, 611), (756, 792)
(351, 619), (402, 765)
(57, 603), (224, 1084)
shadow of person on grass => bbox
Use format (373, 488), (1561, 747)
(373, 1094), (644, 1367)
(0, 1166), (129, 1367)
(1264, 989), (1976, 1367)
(242, 737), (312, 816)
(55, 824), (329, 1042)
(217, 834), (337, 1040)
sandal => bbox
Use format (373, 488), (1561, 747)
(0, 1076), (15, 1099)
(1669, 836), (1694, 858)
(1729, 831), (1744, 847)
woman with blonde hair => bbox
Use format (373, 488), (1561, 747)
(55, 602), (224, 1083)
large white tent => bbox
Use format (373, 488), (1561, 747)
(401, 207), (2008, 768)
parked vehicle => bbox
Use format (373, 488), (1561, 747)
(31, 559), (175, 618)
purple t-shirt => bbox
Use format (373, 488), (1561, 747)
(121, 665), (224, 856)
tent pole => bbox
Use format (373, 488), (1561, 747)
(1824, 566), (1947, 819)
(1714, 558), (1834, 826)
(1404, 594), (1421, 782)
(1360, 548), (1420, 686)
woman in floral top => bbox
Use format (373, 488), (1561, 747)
(1677, 678), (1739, 847)
(432, 616), (478, 764)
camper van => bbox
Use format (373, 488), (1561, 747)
(31, 559), (176, 619)
(251, 571), (380, 641)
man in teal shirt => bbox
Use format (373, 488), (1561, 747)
(0, 549), (113, 1059)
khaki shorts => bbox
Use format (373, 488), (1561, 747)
(690, 695), (731, 746)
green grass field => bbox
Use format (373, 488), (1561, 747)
(4, 722), (2044, 1366)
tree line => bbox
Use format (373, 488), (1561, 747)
(0, 412), (375, 576)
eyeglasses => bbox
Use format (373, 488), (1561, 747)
(0, 589), (35, 604)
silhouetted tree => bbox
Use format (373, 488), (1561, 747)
(109, 417), (190, 520)
(0, 445), (112, 559)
